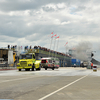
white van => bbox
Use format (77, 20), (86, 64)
(41, 57), (59, 70)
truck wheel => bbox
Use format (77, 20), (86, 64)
(32, 65), (34, 71)
(26, 69), (30, 71)
(19, 69), (21, 71)
(45, 68), (47, 70)
(36, 64), (41, 71)
(52, 67), (54, 70)
(38, 64), (41, 70)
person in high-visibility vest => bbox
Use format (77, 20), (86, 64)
(91, 62), (93, 69)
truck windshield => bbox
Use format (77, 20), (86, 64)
(20, 54), (32, 59)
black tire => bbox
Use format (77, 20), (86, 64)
(45, 67), (47, 70)
(36, 68), (39, 71)
(36, 65), (41, 71)
(38, 64), (41, 70)
(25, 68), (30, 71)
(32, 64), (34, 71)
(19, 69), (21, 71)
(52, 67), (54, 70)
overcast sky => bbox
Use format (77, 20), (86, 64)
(0, 0), (100, 61)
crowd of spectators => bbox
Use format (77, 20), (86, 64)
(33, 46), (70, 57)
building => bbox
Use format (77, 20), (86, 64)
(27, 46), (71, 67)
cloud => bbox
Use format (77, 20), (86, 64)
(61, 21), (71, 25)
(0, 0), (100, 61)
(0, 35), (16, 42)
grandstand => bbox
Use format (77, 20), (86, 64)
(27, 46), (71, 67)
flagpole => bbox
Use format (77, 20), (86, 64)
(49, 32), (54, 57)
(64, 42), (68, 67)
(52, 37), (56, 57)
(55, 36), (59, 58)
(63, 45), (66, 67)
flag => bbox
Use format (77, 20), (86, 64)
(54, 34), (57, 36)
(51, 32), (53, 34)
(51, 34), (57, 38)
(64, 42), (68, 46)
(48, 32), (53, 37)
(56, 36), (59, 39)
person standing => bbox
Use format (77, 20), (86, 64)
(91, 62), (93, 69)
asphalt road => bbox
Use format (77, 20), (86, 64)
(0, 67), (100, 100)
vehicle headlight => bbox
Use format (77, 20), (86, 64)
(28, 64), (32, 66)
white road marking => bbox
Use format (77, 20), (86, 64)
(38, 72), (92, 100)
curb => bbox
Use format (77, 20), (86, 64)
(0, 67), (17, 71)
(0, 69), (17, 71)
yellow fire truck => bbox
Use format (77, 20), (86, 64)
(17, 52), (41, 71)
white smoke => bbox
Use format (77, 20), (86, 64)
(68, 41), (92, 61)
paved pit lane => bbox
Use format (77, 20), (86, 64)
(0, 67), (100, 100)
(0, 67), (94, 76)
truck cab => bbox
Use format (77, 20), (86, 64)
(17, 53), (41, 71)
